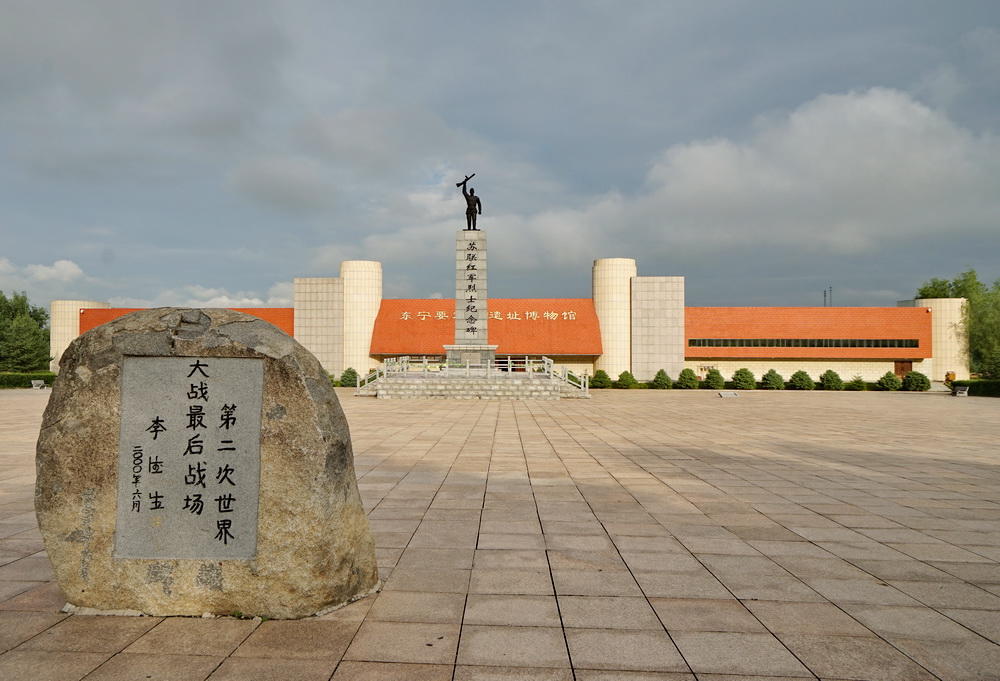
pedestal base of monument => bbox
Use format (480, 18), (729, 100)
(444, 343), (498, 366)
(357, 355), (590, 399)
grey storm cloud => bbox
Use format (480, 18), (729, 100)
(1, 1), (998, 309)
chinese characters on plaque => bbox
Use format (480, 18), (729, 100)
(114, 357), (263, 559)
(401, 309), (577, 321)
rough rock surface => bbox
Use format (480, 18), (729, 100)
(35, 308), (378, 618)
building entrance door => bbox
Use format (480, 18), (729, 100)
(894, 361), (912, 377)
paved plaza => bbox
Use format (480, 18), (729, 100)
(2, 388), (1000, 680)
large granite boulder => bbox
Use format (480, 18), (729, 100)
(35, 308), (378, 618)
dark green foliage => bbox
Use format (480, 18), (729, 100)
(702, 368), (724, 389)
(0, 371), (55, 388)
(676, 368), (699, 389)
(901, 371), (931, 391)
(0, 291), (51, 372)
(649, 369), (672, 389)
(329, 375), (340, 387)
(614, 371), (638, 389)
(916, 269), (1000, 374)
(952, 379), (1000, 397)
(844, 375), (867, 391)
(876, 371), (902, 391)
(731, 368), (755, 390)
(339, 367), (359, 387)
(0, 314), (50, 371)
(762, 369), (785, 390)
(590, 370), (612, 389)
(819, 369), (843, 391)
(981, 351), (1000, 380)
(788, 370), (815, 390)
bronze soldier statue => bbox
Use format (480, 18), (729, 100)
(457, 174), (482, 230)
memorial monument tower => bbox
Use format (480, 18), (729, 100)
(445, 173), (497, 366)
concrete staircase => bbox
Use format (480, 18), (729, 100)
(358, 375), (588, 400)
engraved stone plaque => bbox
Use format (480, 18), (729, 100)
(114, 356), (263, 559)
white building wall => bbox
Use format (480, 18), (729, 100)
(293, 277), (343, 376)
(593, 258), (636, 379)
(914, 298), (969, 381)
(684, 359), (921, 383)
(49, 300), (110, 372)
(631, 276), (685, 382)
(341, 260), (382, 377)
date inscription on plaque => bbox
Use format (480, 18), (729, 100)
(114, 357), (263, 559)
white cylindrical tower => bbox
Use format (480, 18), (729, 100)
(49, 300), (110, 372)
(593, 258), (637, 378)
(916, 298), (969, 380)
(340, 260), (382, 378)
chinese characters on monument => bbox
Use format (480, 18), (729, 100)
(115, 357), (263, 559)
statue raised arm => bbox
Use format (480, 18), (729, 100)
(457, 173), (482, 230)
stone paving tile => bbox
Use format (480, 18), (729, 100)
(457, 625), (570, 668)
(0, 610), (67, 652)
(83, 652), (222, 681)
(5, 390), (1000, 679)
(331, 660), (453, 680)
(671, 631), (812, 677)
(208, 657), (338, 680)
(779, 634), (938, 680)
(0, 649), (111, 681)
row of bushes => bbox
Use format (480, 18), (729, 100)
(0, 371), (56, 388)
(951, 379), (1000, 397)
(590, 368), (932, 392)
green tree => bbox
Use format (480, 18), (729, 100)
(339, 367), (359, 387)
(819, 369), (843, 391)
(649, 369), (672, 389)
(762, 369), (785, 390)
(614, 371), (638, 388)
(590, 370), (612, 389)
(676, 368), (699, 389)
(0, 291), (50, 372)
(788, 370), (815, 390)
(0, 291), (48, 328)
(876, 371), (902, 391)
(0, 315), (50, 371)
(845, 375), (867, 391)
(731, 368), (755, 390)
(916, 269), (1000, 373)
(901, 371), (931, 391)
(702, 368), (725, 389)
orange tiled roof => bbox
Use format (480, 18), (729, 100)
(685, 307), (932, 358)
(79, 308), (295, 337)
(370, 299), (602, 356)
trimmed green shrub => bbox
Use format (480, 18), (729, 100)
(788, 370), (815, 390)
(731, 368), (755, 390)
(339, 367), (359, 387)
(328, 375), (340, 388)
(845, 375), (866, 391)
(901, 371), (931, 391)
(952, 379), (1000, 397)
(649, 369), (672, 389)
(0, 371), (56, 388)
(702, 368), (725, 389)
(676, 368), (699, 389)
(876, 371), (902, 391)
(819, 370), (843, 391)
(590, 369), (612, 389)
(614, 371), (638, 389)
(761, 369), (784, 390)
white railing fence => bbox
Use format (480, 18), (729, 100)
(357, 355), (588, 395)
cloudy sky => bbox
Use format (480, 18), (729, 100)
(2, 1), (998, 311)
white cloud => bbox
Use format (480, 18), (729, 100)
(109, 281), (294, 309)
(25, 259), (84, 282)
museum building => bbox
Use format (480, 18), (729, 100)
(50, 258), (969, 383)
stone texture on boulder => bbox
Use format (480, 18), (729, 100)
(35, 308), (378, 618)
